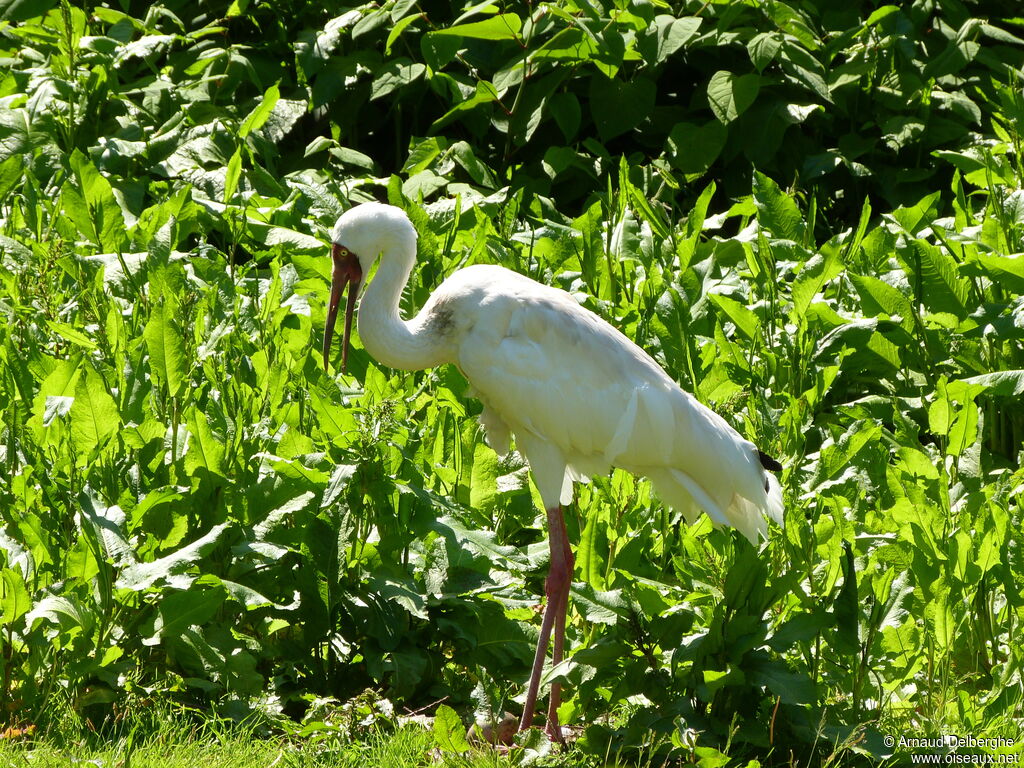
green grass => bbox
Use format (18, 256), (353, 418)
(0, 722), (591, 768)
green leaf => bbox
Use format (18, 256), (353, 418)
(779, 42), (830, 102)
(707, 71), (761, 123)
(831, 541), (859, 655)
(68, 150), (127, 252)
(576, 512), (607, 591)
(571, 585), (627, 625)
(747, 32), (782, 72)
(0, 568), (30, 627)
(0, 108), (30, 162)
(117, 524), (231, 591)
(371, 59), (426, 100)
(928, 590), (954, 653)
(753, 172), (804, 241)
(185, 407), (225, 477)
(157, 586), (227, 638)
(145, 300), (188, 399)
(430, 81), (499, 131)
(223, 147), (242, 204)
(708, 293), (760, 340)
(70, 367), (120, 455)
(589, 75), (656, 142)
(957, 370), (1024, 397)
(469, 442), (499, 512)
(947, 399), (979, 458)
(666, 121), (727, 176)
(385, 12), (423, 55)
(239, 83), (280, 139)
(848, 273), (915, 331)
(79, 488), (133, 567)
(431, 13), (521, 40)
(790, 249), (842, 324)
(966, 252), (1024, 293)
(639, 15), (700, 65)
(908, 240), (970, 319)
(433, 704), (470, 753)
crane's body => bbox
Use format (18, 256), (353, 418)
(323, 202), (783, 742)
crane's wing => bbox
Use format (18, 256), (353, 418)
(449, 267), (782, 542)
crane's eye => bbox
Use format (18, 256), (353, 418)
(338, 247), (349, 256)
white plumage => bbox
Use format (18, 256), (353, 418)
(322, 202), (783, 741)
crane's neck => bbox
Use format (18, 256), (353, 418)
(357, 245), (450, 371)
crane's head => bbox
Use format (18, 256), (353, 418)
(323, 203), (417, 373)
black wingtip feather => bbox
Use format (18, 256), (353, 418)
(758, 450), (783, 473)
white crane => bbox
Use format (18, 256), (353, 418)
(322, 202), (784, 742)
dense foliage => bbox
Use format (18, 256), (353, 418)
(0, 0), (1022, 764)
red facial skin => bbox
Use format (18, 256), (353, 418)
(323, 243), (362, 373)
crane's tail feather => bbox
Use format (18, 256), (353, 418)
(649, 465), (784, 545)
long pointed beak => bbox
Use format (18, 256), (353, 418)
(323, 243), (362, 373)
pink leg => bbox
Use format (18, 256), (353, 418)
(519, 506), (573, 741)
(545, 522), (573, 743)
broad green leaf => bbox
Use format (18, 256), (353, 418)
(639, 15), (700, 65)
(223, 147), (242, 203)
(157, 586), (227, 638)
(708, 293), (760, 340)
(927, 588), (954, 653)
(753, 171), (804, 241)
(117, 523), (231, 591)
(831, 541), (859, 655)
(707, 71), (761, 123)
(589, 75), (656, 142)
(369, 575), (427, 619)
(0, 568), (30, 627)
(43, 396), (74, 426)
(70, 367), (120, 455)
(908, 240), (971, 318)
(469, 442), (499, 512)
(576, 510), (607, 591)
(966, 252), (1024, 293)
(747, 32), (782, 72)
(749, 658), (816, 704)
(431, 516), (527, 569)
(433, 704), (470, 753)
(571, 585), (627, 625)
(0, 107), (30, 162)
(322, 463), (357, 509)
(957, 370), (1024, 397)
(791, 251), (842, 322)
(848, 273), (915, 330)
(145, 300), (187, 399)
(431, 81), (499, 131)
(929, 378), (952, 436)
(31, 357), (82, 436)
(385, 12), (423, 54)
(865, 5), (899, 25)
(47, 320), (99, 350)
(371, 59), (426, 100)
(666, 121), (727, 176)
(947, 399), (979, 458)
(239, 83), (280, 138)
(431, 13), (521, 40)
(79, 488), (133, 567)
(779, 42), (830, 102)
(67, 150), (127, 252)
(26, 595), (94, 634)
(184, 407), (225, 477)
